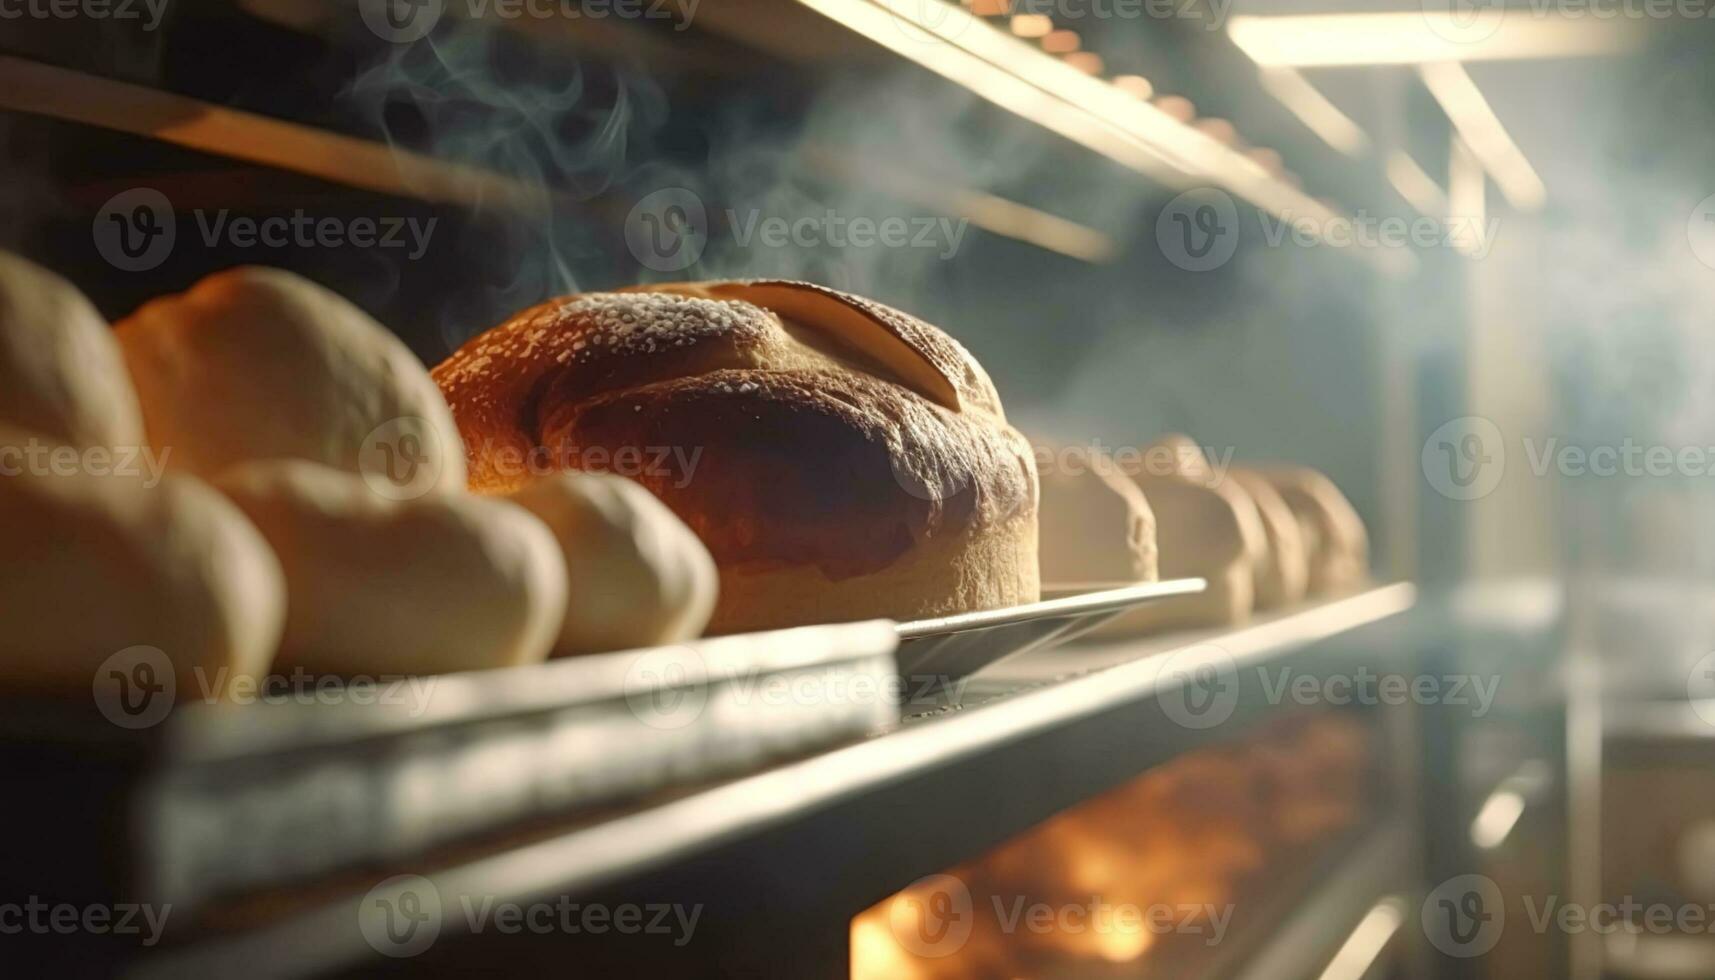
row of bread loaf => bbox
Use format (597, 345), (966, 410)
(0, 254), (718, 697)
(1036, 434), (1368, 634)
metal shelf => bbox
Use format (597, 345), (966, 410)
(131, 584), (1418, 978)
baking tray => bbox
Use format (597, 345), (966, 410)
(0, 620), (900, 934)
(893, 578), (1206, 694)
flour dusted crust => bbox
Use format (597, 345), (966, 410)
(0, 423), (285, 696)
(433, 280), (1038, 633)
(116, 267), (466, 493)
(0, 252), (145, 450)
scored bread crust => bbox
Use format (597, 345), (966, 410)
(432, 280), (1039, 633)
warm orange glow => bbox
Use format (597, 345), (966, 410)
(852, 715), (1370, 978)
(1152, 95), (1195, 124)
(1008, 13), (1051, 37)
(1063, 52), (1103, 75)
(969, 0), (1008, 15)
(1041, 29), (1079, 54)
(1112, 75), (1153, 100)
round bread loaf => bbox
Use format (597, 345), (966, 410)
(433, 280), (1039, 634)
(1229, 468), (1310, 609)
(1035, 445), (1157, 585)
(509, 472), (718, 656)
(116, 267), (465, 497)
(1259, 466), (1369, 596)
(0, 424), (285, 697)
(0, 251), (145, 449)
(215, 459), (566, 676)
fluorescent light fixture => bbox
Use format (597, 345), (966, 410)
(792, 0), (1370, 257)
(1422, 62), (1546, 211)
(1228, 13), (1646, 67)
(1257, 66), (1368, 157)
(1448, 135), (1489, 257)
(1471, 789), (1528, 850)
(1317, 899), (1407, 980)
(1385, 150), (1448, 218)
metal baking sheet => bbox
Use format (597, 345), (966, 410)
(893, 579), (1206, 692)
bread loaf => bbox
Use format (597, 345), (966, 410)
(0, 252), (145, 450)
(216, 460), (566, 676)
(1097, 435), (1264, 635)
(0, 424), (285, 698)
(433, 280), (1039, 634)
(1229, 468), (1310, 609)
(117, 267), (465, 498)
(1035, 445), (1157, 585)
(508, 472), (717, 656)
(1259, 466), (1368, 596)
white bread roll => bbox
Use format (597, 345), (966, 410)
(1229, 468), (1310, 609)
(1259, 466), (1369, 596)
(508, 472), (717, 656)
(1096, 435), (1264, 636)
(1035, 445), (1158, 585)
(215, 460), (566, 676)
(0, 424), (284, 696)
(116, 267), (465, 498)
(0, 252), (145, 450)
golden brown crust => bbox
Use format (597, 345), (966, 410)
(432, 281), (1039, 629)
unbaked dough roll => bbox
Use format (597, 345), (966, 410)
(216, 459), (566, 676)
(116, 267), (465, 498)
(0, 251), (145, 450)
(0, 424), (284, 697)
(508, 472), (717, 656)
(1035, 445), (1158, 585)
(1230, 468), (1310, 609)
